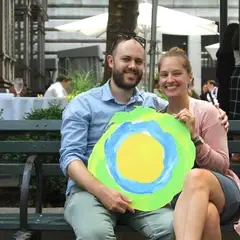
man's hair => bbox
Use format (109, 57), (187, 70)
(56, 74), (71, 82)
(207, 80), (216, 86)
(110, 34), (146, 55)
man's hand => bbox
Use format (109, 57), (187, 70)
(214, 104), (229, 131)
(96, 186), (135, 214)
(67, 160), (135, 214)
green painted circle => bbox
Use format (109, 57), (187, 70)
(88, 107), (195, 211)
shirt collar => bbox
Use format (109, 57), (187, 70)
(101, 79), (144, 104)
(101, 80), (115, 101)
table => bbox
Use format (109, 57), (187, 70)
(0, 97), (68, 120)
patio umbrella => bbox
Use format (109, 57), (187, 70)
(55, 3), (218, 36)
(205, 43), (219, 60)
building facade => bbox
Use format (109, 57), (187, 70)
(0, 0), (48, 93)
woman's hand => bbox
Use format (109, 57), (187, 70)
(174, 108), (197, 139)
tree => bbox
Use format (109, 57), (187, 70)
(102, 0), (139, 83)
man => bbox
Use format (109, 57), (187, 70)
(60, 35), (228, 240)
(44, 74), (71, 98)
(206, 80), (218, 104)
(200, 82), (217, 105)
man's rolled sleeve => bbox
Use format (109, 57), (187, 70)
(59, 97), (90, 176)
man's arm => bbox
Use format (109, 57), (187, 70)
(54, 83), (65, 98)
(60, 97), (90, 176)
(67, 160), (104, 196)
(60, 97), (134, 213)
(60, 98), (104, 195)
(214, 104), (229, 131)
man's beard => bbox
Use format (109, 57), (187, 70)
(112, 68), (143, 90)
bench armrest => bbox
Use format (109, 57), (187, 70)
(20, 155), (43, 230)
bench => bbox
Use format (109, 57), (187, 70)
(0, 120), (239, 240)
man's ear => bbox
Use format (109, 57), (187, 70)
(107, 55), (113, 69)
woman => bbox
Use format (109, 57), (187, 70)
(158, 47), (240, 240)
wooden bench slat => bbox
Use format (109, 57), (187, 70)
(229, 120), (240, 133)
(0, 120), (61, 132)
(228, 140), (240, 153)
(0, 163), (62, 176)
(0, 141), (60, 153)
(0, 213), (235, 234)
(230, 163), (240, 176)
(0, 213), (133, 232)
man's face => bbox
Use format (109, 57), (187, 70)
(203, 84), (208, 93)
(207, 82), (214, 90)
(107, 39), (145, 89)
(62, 80), (71, 90)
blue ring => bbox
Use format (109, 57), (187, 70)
(104, 121), (178, 194)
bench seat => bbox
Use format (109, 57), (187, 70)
(0, 213), (236, 235)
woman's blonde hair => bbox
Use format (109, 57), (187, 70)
(158, 47), (192, 74)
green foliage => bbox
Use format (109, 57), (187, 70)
(68, 71), (95, 101)
(24, 102), (64, 120)
(154, 88), (168, 101)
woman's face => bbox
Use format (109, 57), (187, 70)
(159, 57), (192, 98)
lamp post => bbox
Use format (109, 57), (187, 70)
(148, 0), (158, 92)
(239, 0), (240, 52)
(219, 0), (228, 45)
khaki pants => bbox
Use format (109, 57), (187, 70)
(64, 188), (175, 240)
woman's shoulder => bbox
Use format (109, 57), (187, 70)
(190, 98), (222, 131)
(190, 97), (219, 118)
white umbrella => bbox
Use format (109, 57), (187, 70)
(55, 3), (218, 36)
(205, 43), (219, 60)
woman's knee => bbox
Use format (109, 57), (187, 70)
(183, 169), (210, 192)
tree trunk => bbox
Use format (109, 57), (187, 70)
(102, 0), (139, 83)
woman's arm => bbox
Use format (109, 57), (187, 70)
(195, 105), (229, 174)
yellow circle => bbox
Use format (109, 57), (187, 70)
(116, 133), (164, 183)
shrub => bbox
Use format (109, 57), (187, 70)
(0, 104), (66, 206)
(67, 71), (95, 101)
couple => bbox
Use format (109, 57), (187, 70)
(60, 34), (240, 240)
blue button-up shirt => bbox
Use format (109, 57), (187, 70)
(60, 81), (168, 195)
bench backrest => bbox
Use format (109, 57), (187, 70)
(227, 120), (240, 153)
(0, 120), (239, 153)
(0, 120), (240, 176)
(0, 120), (61, 154)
